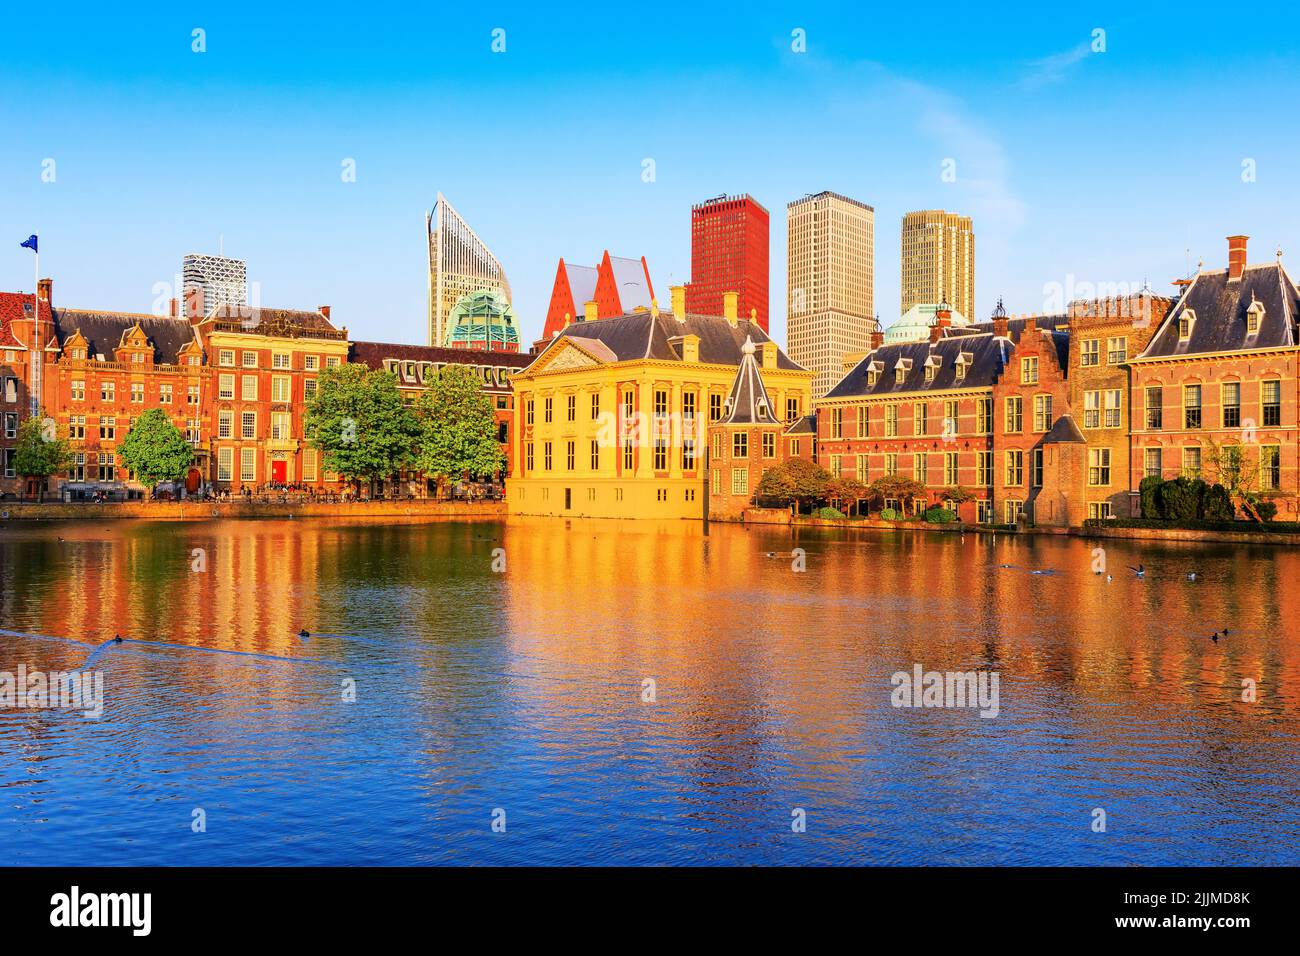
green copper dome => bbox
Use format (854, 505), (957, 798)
(883, 303), (970, 344)
(444, 288), (519, 350)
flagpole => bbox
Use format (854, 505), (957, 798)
(31, 241), (40, 418)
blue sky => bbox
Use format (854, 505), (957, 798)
(4, 2), (1300, 347)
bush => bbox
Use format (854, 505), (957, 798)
(814, 506), (845, 520)
(923, 507), (957, 524)
(879, 507), (898, 521)
(1139, 475), (1162, 518)
(1256, 500), (1278, 522)
(1202, 483), (1234, 521)
(1157, 476), (1203, 522)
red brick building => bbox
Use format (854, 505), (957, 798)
(686, 194), (770, 333)
(349, 340), (532, 482)
(706, 337), (815, 518)
(813, 305), (1074, 524)
(1129, 236), (1300, 518)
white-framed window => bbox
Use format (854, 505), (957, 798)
(304, 355), (319, 371)
(731, 467), (748, 496)
(219, 374), (235, 400)
(219, 350), (235, 367)
(242, 351), (258, 368)
(241, 411), (256, 439)
(218, 447), (233, 481)
(272, 352), (291, 369)
(1088, 448), (1111, 486)
(302, 447), (318, 482)
(240, 447), (256, 482)
(241, 375), (258, 401)
(271, 376), (291, 403)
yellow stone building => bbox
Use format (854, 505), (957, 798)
(508, 288), (814, 518)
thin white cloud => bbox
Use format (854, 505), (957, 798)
(1020, 41), (1092, 89)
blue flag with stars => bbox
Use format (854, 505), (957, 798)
(20, 235), (37, 253)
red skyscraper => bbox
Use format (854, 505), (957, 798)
(686, 194), (769, 332)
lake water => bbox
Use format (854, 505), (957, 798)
(2, 517), (1298, 865)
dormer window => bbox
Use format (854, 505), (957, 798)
(924, 363), (936, 383)
(1246, 298), (1264, 335)
(955, 355), (971, 381)
(757, 398), (768, 416)
(1178, 309), (1196, 342)
(867, 370), (879, 387)
(895, 367), (906, 385)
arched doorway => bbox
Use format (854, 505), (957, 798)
(185, 468), (202, 495)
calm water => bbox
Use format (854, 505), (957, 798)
(1, 516), (1298, 866)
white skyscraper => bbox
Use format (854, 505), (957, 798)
(427, 193), (512, 347)
(182, 253), (247, 316)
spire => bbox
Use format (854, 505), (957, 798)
(718, 336), (779, 425)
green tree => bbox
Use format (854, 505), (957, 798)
(1204, 438), (1263, 522)
(413, 364), (507, 497)
(756, 458), (831, 513)
(13, 413), (72, 502)
(117, 408), (193, 498)
(303, 364), (420, 496)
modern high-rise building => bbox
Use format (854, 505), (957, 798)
(686, 194), (769, 332)
(900, 210), (975, 320)
(786, 191), (875, 396)
(427, 193), (513, 349)
(182, 253), (247, 317)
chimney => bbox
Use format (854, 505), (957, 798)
(929, 323), (944, 344)
(723, 291), (738, 326)
(319, 305), (331, 320)
(37, 277), (52, 310)
(670, 285), (686, 322)
(935, 298), (952, 326)
(1228, 235), (1249, 281)
(870, 329), (884, 350)
(185, 286), (205, 322)
(761, 340), (777, 369)
(583, 300), (598, 322)
(169, 297), (178, 318)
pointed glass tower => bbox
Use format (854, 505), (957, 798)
(427, 193), (512, 348)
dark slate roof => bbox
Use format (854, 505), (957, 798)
(350, 340), (531, 370)
(537, 310), (804, 371)
(54, 309), (198, 363)
(206, 303), (340, 334)
(970, 315), (1066, 338)
(1043, 414), (1086, 444)
(824, 333), (1010, 399)
(718, 339), (781, 425)
(351, 341), (529, 390)
(1138, 264), (1300, 358)
(784, 413), (816, 436)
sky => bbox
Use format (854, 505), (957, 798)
(4, 2), (1300, 350)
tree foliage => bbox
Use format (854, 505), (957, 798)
(303, 365), (421, 492)
(756, 458), (831, 509)
(866, 474), (928, 514)
(413, 364), (506, 490)
(13, 413), (71, 499)
(117, 408), (193, 496)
